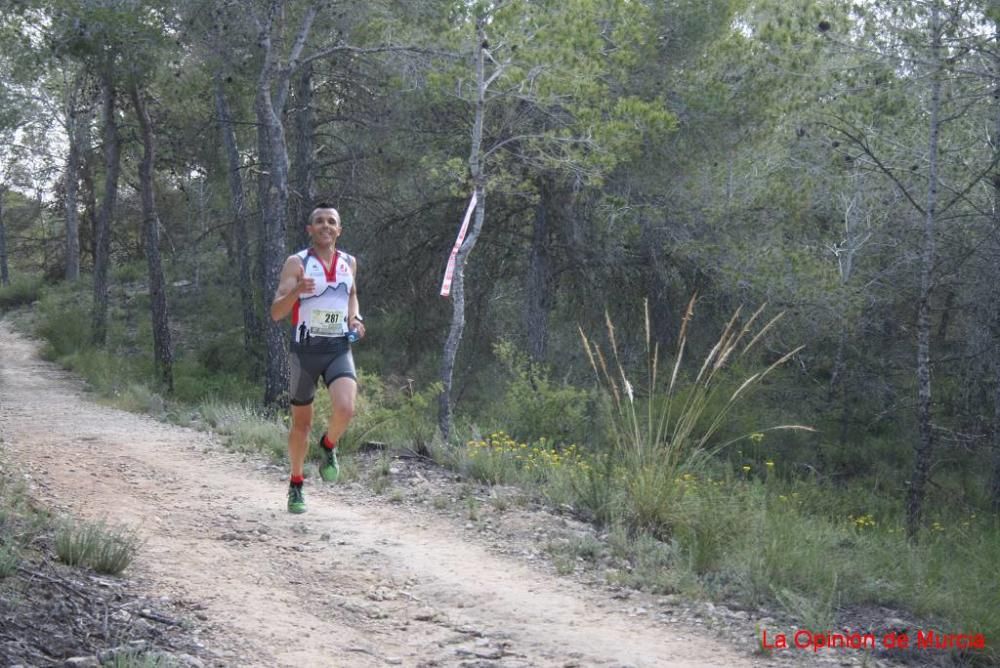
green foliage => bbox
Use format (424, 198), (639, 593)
(342, 373), (443, 454)
(564, 452), (618, 525)
(492, 340), (599, 447)
(0, 274), (43, 310)
(0, 544), (19, 578)
(199, 401), (287, 462)
(26, 276), (256, 407)
(603, 527), (701, 596)
(0, 472), (48, 549)
(115, 383), (167, 417)
(33, 282), (93, 359)
(171, 358), (256, 405)
(54, 518), (141, 575)
(102, 650), (174, 668)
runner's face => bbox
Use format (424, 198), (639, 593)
(308, 209), (341, 245)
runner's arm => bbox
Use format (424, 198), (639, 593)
(270, 256), (310, 322)
(348, 256), (365, 338)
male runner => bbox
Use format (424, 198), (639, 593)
(270, 204), (366, 513)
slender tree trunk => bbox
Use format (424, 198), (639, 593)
(80, 121), (99, 269)
(0, 186), (8, 287)
(129, 81), (174, 392)
(214, 73), (259, 357)
(91, 63), (121, 346)
(525, 179), (552, 361)
(254, 104), (272, 306)
(989, 16), (1000, 512)
(64, 81), (84, 282)
(906, 3), (943, 539)
(993, 351), (1000, 511)
(290, 61), (316, 249)
(257, 75), (289, 409)
(256, 3), (317, 408)
(641, 216), (674, 352)
(440, 17), (488, 440)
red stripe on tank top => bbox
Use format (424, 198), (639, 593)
(308, 249), (338, 283)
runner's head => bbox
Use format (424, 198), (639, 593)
(309, 202), (340, 226)
(307, 202), (341, 244)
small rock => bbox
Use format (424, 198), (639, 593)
(63, 658), (99, 667)
(414, 608), (438, 621)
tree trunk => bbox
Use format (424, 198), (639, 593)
(641, 216), (674, 352)
(254, 103), (272, 310)
(129, 81), (174, 392)
(0, 186), (8, 287)
(989, 15), (1000, 513)
(257, 76), (290, 409)
(525, 179), (552, 362)
(992, 354), (1000, 511)
(256, 3), (317, 409)
(906, 2), (943, 539)
(91, 63), (121, 346)
(214, 73), (259, 357)
(80, 118), (99, 270)
(290, 61), (316, 249)
(439, 17), (488, 440)
(64, 80), (84, 282)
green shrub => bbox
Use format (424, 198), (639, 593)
(604, 527), (701, 596)
(116, 383), (167, 416)
(339, 373), (442, 454)
(199, 401), (287, 461)
(102, 649), (174, 668)
(492, 340), (600, 447)
(34, 286), (92, 358)
(111, 261), (147, 284)
(563, 452), (619, 525)
(0, 275), (44, 310)
(670, 474), (750, 575)
(0, 545), (19, 578)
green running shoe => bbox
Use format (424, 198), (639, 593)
(287, 484), (306, 514)
(318, 437), (340, 483)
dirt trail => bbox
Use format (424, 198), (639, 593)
(0, 321), (755, 667)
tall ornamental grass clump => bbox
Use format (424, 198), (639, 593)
(577, 297), (812, 538)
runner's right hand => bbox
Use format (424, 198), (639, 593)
(296, 264), (316, 294)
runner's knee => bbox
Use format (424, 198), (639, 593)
(290, 408), (313, 435)
(332, 399), (355, 422)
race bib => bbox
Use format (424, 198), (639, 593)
(309, 309), (347, 337)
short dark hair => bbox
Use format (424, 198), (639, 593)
(308, 202), (340, 225)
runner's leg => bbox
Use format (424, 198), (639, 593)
(289, 403), (313, 479)
(325, 377), (357, 446)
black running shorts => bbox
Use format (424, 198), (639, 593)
(289, 342), (357, 406)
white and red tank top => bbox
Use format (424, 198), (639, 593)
(291, 248), (354, 350)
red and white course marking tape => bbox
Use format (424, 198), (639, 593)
(440, 192), (478, 297)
